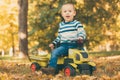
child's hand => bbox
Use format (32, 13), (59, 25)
(77, 37), (83, 43)
(49, 43), (55, 50)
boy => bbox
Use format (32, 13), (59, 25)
(41, 3), (86, 75)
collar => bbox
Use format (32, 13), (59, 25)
(63, 20), (76, 24)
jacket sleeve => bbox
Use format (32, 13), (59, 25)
(52, 33), (61, 46)
(76, 22), (86, 40)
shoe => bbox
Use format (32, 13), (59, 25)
(41, 66), (55, 75)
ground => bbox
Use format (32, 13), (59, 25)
(0, 55), (120, 80)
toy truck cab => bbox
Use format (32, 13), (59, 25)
(62, 49), (96, 76)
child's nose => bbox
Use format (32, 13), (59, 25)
(66, 11), (69, 14)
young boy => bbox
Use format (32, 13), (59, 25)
(41, 3), (86, 75)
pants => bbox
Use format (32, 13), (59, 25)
(49, 43), (83, 68)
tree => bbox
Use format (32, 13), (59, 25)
(79, 0), (120, 51)
(0, 0), (18, 55)
(18, 0), (28, 58)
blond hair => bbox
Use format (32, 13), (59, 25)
(60, 3), (76, 12)
(63, 3), (75, 9)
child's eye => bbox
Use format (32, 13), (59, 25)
(64, 11), (67, 13)
(69, 10), (72, 12)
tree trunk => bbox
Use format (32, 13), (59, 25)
(18, 0), (28, 58)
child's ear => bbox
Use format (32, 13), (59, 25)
(74, 11), (76, 16)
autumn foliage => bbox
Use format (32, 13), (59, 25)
(0, 55), (120, 80)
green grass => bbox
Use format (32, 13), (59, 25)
(0, 55), (30, 63)
(89, 50), (120, 57)
(0, 55), (12, 60)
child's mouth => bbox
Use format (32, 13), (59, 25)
(66, 16), (70, 18)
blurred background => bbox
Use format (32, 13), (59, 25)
(0, 0), (120, 58)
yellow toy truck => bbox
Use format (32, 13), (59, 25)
(30, 48), (96, 76)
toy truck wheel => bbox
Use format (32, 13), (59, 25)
(90, 66), (96, 75)
(64, 65), (76, 76)
(78, 64), (96, 75)
(30, 62), (41, 72)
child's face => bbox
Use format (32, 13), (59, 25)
(61, 4), (76, 22)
